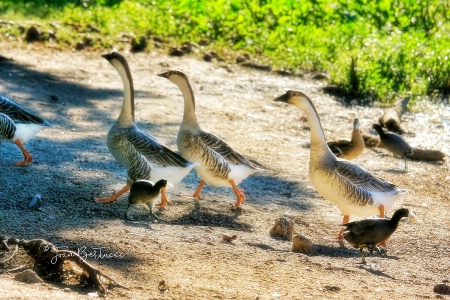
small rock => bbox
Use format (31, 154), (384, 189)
(25, 26), (41, 42)
(269, 217), (294, 241)
(292, 234), (313, 254)
(131, 36), (147, 52)
(434, 283), (450, 295)
(222, 234), (237, 243)
(15, 269), (43, 284)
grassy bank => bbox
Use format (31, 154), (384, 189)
(1, 0), (449, 104)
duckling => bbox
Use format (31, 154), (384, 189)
(96, 52), (197, 206)
(274, 90), (407, 241)
(327, 118), (364, 160)
(128, 179), (167, 219)
(158, 70), (263, 208)
(372, 124), (413, 171)
(342, 208), (409, 264)
(0, 95), (50, 166)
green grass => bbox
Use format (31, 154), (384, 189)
(1, 0), (449, 105)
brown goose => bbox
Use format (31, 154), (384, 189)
(372, 124), (413, 171)
(0, 96), (50, 166)
(342, 208), (409, 264)
(274, 90), (407, 241)
(96, 53), (197, 206)
(157, 70), (262, 208)
(327, 118), (364, 160)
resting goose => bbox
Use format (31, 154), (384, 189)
(157, 70), (262, 208)
(96, 52), (197, 206)
(342, 208), (409, 264)
(274, 90), (407, 240)
(0, 95), (50, 166)
(327, 118), (364, 160)
(372, 124), (413, 171)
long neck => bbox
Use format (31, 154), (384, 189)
(111, 59), (134, 126)
(172, 75), (200, 130)
(298, 97), (332, 156)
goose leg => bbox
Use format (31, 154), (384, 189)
(155, 186), (169, 208)
(337, 215), (350, 241)
(192, 180), (205, 199)
(95, 184), (131, 203)
(14, 139), (33, 166)
(378, 205), (388, 247)
(229, 179), (245, 207)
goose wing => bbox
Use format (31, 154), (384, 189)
(0, 113), (16, 139)
(328, 140), (353, 157)
(198, 130), (260, 169)
(334, 159), (400, 192)
(0, 96), (50, 126)
(126, 128), (192, 168)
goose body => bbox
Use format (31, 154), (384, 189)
(372, 124), (413, 171)
(158, 70), (262, 207)
(0, 95), (50, 166)
(274, 90), (407, 240)
(342, 208), (409, 263)
(96, 52), (197, 206)
(327, 118), (364, 160)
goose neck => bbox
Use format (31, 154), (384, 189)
(174, 76), (200, 130)
(111, 59), (135, 126)
(299, 98), (331, 155)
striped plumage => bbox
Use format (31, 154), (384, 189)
(96, 52), (197, 206)
(158, 70), (262, 207)
(0, 95), (50, 166)
(274, 90), (407, 241)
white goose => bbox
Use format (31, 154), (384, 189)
(158, 70), (262, 208)
(0, 96), (50, 166)
(274, 90), (407, 240)
(96, 52), (197, 206)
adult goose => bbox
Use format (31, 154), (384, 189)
(372, 124), (413, 171)
(96, 52), (197, 206)
(342, 208), (409, 264)
(327, 118), (364, 160)
(0, 95), (50, 166)
(274, 90), (407, 240)
(157, 70), (262, 208)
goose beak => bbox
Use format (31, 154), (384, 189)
(157, 71), (170, 78)
(274, 92), (290, 103)
(101, 53), (114, 61)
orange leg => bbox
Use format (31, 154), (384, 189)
(95, 184), (131, 203)
(14, 139), (33, 166)
(155, 186), (169, 209)
(192, 180), (205, 199)
(378, 205), (387, 246)
(338, 215), (350, 241)
(229, 179), (245, 207)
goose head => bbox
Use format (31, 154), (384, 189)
(274, 90), (311, 110)
(353, 118), (360, 130)
(157, 70), (188, 85)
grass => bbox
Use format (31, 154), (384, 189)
(0, 0), (449, 105)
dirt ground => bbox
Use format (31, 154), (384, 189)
(0, 42), (449, 300)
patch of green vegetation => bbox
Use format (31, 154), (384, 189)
(1, 0), (449, 104)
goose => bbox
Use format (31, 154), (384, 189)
(274, 90), (407, 241)
(342, 208), (409, 264)
(327, 118), (364, 160)
(157, 70), (262, 208)
(96, 52), (197, 206)
(127, 179), (168, 219)
(372, 124), (413, 171)
(0, 95), (50, 166)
